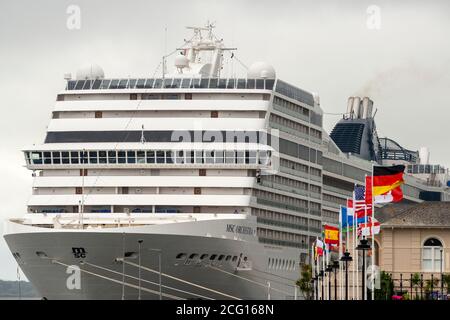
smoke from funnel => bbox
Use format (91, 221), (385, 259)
(354, 61), (449, 98)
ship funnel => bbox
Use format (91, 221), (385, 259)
(352, 97), (362, 118)
(347, 97), (354, 118)
(362, 97), (374, 119)
(347, 96), (374, 119)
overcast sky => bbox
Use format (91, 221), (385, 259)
(0, 0), (449, 281)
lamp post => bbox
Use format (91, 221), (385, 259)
(326, 263), (333, 300)
(319, 270), (324, 300)
(332, 260), (340, 300)
(340, 251), (353, 300)
(314, 273), (319, 300)
(356, 237), (371, 300)
(440, 248), (443, 299)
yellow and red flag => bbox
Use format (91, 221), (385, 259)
(372, 165), (405, 196)
(324, 225), (339, 245)
(368, 165), (405, 203)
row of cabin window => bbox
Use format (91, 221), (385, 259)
(27, 150), (271, 165)
(176, 252), (247, 263)
(66, 78), (276, 91)
(268, 257), (297, 271)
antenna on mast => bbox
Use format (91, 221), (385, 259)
(162, 26), (168, 79)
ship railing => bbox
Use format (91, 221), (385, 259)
(66, 77), (276, 91)
(16, 213), (252, 229)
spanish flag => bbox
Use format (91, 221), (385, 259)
(373, 165), (405, 196)
(324, 225), (339, 245)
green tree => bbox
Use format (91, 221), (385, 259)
(411, 273), (421, 300)
(424, 277), (439, 300)
(375, 271), (394, 300)
(442, 274), (450, 292)
(296, 264), (313, 300)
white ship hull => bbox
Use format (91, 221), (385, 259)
(4, 215), (300, 300)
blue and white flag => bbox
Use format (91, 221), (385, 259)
(341, 206), (369, 229)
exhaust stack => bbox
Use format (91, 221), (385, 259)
(347, 96), (374, 119)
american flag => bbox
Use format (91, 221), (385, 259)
(354, 186), (372, 218)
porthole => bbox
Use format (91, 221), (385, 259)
(210, 254), (217, 260)
(225, 255), (231, 261)
(218, 255), (225, 261)
(189, 253), (199, 260)
(232, 256), (238, 262)
(176, 253), (187, 260)
(200, 254), (209, 260)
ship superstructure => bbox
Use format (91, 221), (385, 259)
(4, 24), (449, 300)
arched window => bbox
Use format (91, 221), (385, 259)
(422, 238), (444, 272)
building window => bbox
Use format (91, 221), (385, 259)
(422, 238), (444, 272)
(95, 111), (103, 118)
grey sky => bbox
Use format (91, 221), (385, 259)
(0, 0), (449, 280)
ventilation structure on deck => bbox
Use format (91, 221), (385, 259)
(330, 123), (365, 154)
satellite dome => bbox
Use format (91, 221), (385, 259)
(76, 64), (105, 80)
(247, 61), (276, 79)
(174, 55), (190, 69)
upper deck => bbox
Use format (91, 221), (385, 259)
(66, 77), (275, 92)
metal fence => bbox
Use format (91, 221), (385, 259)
(389, 272), (449, 300)
(310, 271), (450, 300)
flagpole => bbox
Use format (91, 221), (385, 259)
(364, 175), (368, 301)
(316, 237), (320, 300)
(322, 246), (326, 300)
(354, 188), (360, 300)
(324, 247), (327, 300)
(311, 243), (315, 300)
(371, 163), (375, 300)
(352, 191), (355, 300)
(339, 206), (343, 300)
(327, 246), (330, 300)
(347, 217), (350, 300)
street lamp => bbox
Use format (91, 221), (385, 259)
(340, 251), (353, 300)
(326, 263), (333, 300)
(314, 274), (319, 300)
(332, 260), (340, 300)
(356, 237), (371, 300)
(440, 247), (443, 298)
(310, 278), (315, 300)
(319, 270), (324, 300)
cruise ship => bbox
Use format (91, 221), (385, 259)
(4, 24), (450, 300)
